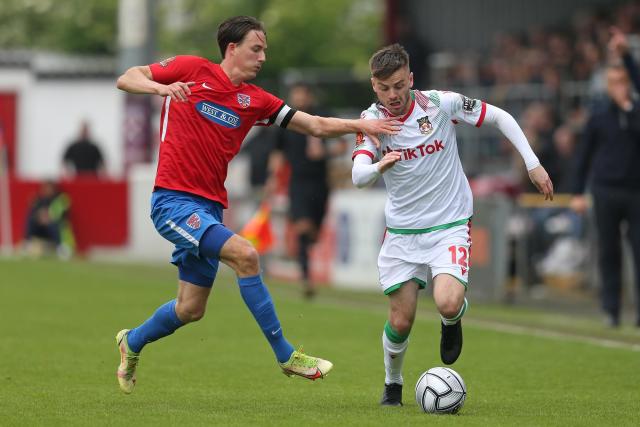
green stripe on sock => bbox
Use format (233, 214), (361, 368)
(384, 320), (409, 344)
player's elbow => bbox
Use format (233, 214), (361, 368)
(115, 70), (132, 91)
(116, 75), (126, 91)
(351, 174), (368, 189)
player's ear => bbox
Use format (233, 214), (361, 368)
(409, 72), (414, 88)
(226, 42), (237, 58)
(370, 77), (376, 90)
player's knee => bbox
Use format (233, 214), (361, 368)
(437, 297), (463, 319)
(234, 243), (260, 275)
(390, 314), (414, 336)
(175, 302), (206, 323)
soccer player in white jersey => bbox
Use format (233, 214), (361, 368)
(351, 44), (554, 406)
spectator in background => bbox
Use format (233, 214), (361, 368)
(62, 120), (105, 177)
(570, 28), (640, 327)
(268, 83), (347, 299)
(23, 181), (74, 259)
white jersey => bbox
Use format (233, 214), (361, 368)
(352, 90), (486, 231)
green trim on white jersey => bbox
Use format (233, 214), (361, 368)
(386, 217), (471, 235)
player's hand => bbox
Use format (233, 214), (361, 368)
(608, 26), (629, 57)
(528, 165), (554, 201)
(377, 150), (402, 174)
(569, 195), (589, 215)
(157, 81), (195, 102)
(359, 118), (402, 148)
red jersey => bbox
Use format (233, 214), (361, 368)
(149, 55), (287, 208)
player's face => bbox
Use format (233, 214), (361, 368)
(371, 67), (414, 116)
(229, 30), (267, 81)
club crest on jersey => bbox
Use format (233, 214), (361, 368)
(186, 213), (201, 229)
(237, 93), (251, 108)
(417, 116), (433, 135)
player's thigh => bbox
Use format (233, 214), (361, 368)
(150, 190), (219, 252)
(150, 189), (225, 282)
(378, 233), (429, 294)
(432, 273), (466, 306)
(428, 223), (471, 291)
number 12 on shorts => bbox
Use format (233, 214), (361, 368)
(448, 245), (469, 274)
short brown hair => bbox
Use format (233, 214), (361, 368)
(369, 44), (410, 79)
(217, 16), (266, 58)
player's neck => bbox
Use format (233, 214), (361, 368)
(219, 60), (244, 87)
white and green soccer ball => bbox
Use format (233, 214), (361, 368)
(415, 367), (466, 414)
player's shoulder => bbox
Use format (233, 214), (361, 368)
(161, 55), (209, 66)
(242, 81), (280, 100)
(418, 89), (459, 108)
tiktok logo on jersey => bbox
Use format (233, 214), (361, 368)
(195, 101), (241, 128)
(381, 140), (445, 161)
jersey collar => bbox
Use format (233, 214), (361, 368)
(378, 91), (415, 122)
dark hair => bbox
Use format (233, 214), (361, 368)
(217, 16), (266, 58)
(369, 43), (410, 79)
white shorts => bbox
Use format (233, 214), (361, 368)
(378, 221), (472, 295)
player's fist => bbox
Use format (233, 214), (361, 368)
(377, 150), (402, 174)
(157, 81), (195, 102)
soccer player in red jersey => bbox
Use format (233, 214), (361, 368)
(113, 16), (400, 393)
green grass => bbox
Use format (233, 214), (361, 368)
(0, 259), (639, 426)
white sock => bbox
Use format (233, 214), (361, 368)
(382, 331), (409, 385)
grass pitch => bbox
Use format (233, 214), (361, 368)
(0, 259), (638, 426)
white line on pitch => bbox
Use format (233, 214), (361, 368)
(465, 318), (640, 352)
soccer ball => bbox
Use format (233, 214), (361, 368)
(415, 367), (466, 414)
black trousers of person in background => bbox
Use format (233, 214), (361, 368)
(591, 185), (640, 326)
(289, 178), (329, 297)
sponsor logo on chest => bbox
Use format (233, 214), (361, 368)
(381, 140), (445, 161)
(195, 101), (241, 128)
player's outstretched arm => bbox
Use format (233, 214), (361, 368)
(286, 111), (401, 146)
(483, 103), (554, 200)
(116, 65), (194, 102)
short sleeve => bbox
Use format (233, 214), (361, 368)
(149, 55), (204, 84)
(438, 91), (487, 127)
(351, 108), (379, 161)
(254, 89), (285, 127)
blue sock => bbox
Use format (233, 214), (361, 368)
(127, 299), (185, 353)
(237, 275), (294, 363)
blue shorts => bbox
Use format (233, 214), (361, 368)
(151, 189), (234, 287)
